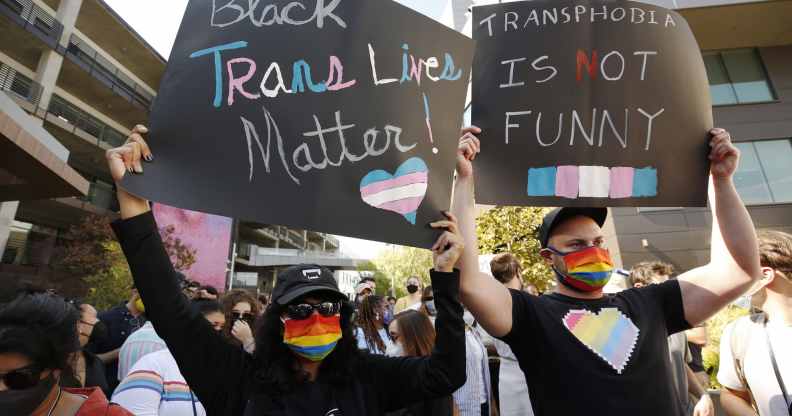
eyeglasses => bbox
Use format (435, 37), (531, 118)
(231, 312), (254, 322)
(0, 365), (44, 390)
(285, 302), (341, 320)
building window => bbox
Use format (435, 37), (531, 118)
(703, 49), (775, 106)
(734, 139), (792, 205)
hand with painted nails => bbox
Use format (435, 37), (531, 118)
(708, 128), (740, 180)
(456, 126), (481, 179)
(105, 124), (154, 219)
(106, 124), (154, 182)
(429, 212), (465, 273)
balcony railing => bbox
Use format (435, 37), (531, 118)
(65, 34), (154, 110)
(48, 95), (127, 148)
(0, 0), (64, 49)
(0, 62), (42, 106)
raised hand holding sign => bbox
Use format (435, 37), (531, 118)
(472, 0), (713, 207)
(121, 0), (474, 248)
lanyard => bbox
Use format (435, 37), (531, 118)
(764, 323), (792, 415)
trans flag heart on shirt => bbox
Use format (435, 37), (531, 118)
(359, 158), (429, 225)
(562, 308), (640, 374)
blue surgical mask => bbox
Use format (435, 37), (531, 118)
(424, 300), (437, 316)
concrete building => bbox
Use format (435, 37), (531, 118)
(0, 0), (164, 295)
(0, 0), (364, 298)
(607, 0), (792, 273)
(233, 221), (362, 294)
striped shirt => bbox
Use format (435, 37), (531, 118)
(452, 326), (492, 416)
(113, 349), (206, 416)
(118, 321), (167, 381)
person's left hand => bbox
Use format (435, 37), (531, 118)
(693, 393), (714, 416)
(429, 212), (465, 273)
(709, 128), (740, 180)
(231, 320), (254, 345)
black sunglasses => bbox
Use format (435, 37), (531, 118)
(0, 365), (44, 390)
(231, 312), (254, 322)
(286, 302), (341, 320)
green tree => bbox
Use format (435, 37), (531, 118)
(701, 305), (750, 388)
(356, 260), (390, 296)
(372, 246), (434, 298)
(83, 242), (133, 310)
(477, 206), (553, 292)
(56, 214), (198, 310)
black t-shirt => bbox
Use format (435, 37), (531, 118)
(689, 342), (705, 372)
(500, 280), (691, 416)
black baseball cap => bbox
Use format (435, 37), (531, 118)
(539, 207), (608, 248)
(272, 264), (346, 305)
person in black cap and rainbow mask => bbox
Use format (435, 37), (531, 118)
(103, 125), (467, 416)
(445, 126), (761, 416)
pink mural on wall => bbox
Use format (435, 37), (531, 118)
(152, 203), (233, 292)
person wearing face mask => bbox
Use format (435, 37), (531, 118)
(395, 277), (423, 313)
(718, 230), (792, 416)
(449, 126), (762, 416)
(112, 299), (225, 416)
(89, 287), (146, 393)
(355, 295), (394, 355)
(0, 292), (134, 416)
(418, 287), (437, 324)
(222, 289), (260, 354)
(61, 301), (111, 398)
(386, 310), (455, 416)
(104, 126), (467, 415)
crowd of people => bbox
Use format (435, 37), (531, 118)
(0, 125), (790, 416)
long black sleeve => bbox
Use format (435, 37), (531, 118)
(366, 269), (466, 411)
(112, 211), (252, 415)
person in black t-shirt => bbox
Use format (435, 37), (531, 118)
(104, 125), (467, 416)
(443, 126), (761, 416)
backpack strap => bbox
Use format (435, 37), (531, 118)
(763, 317), (792, 415)
(729, 314), (764, 413)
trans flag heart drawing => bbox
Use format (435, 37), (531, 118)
(360, 158), (429, 225)
(562, 308), (640, 374)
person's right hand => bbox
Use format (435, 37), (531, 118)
(429, 212), (465, 273)
(106, 124), (153, 183)
(456, 126), (481, 179)
(105, 124), (153, 218)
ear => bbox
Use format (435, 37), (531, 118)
(761, 267), (776, 284)
(633, 282), (644, 288)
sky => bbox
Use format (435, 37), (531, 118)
(101, 0), (460, 259)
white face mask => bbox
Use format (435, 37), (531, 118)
(386, 342), (404, 357)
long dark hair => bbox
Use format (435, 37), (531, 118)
(252, 297), (359, 394)
(393, 310), (435, 357)
(356, 295), (385, 353)
(0, 292), (80, 372)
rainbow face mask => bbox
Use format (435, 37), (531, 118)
(282, 313), (342, 362)
(548, 246), (614, 292)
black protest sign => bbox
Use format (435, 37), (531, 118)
(122, 0), (474, 248)
(472, 0), (713, 207)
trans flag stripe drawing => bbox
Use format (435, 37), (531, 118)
(528, 166), (658, 199)
(360, 157), (429, 225)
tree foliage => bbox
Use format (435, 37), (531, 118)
(356, 260), (391, 297)
(371, 246), (433, 298)
(701, 305), (750, 388)
(56, 214), (198, 310)
(477, 206), (554, 292)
